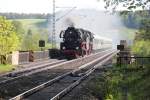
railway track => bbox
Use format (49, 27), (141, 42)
(18, 59), (59, 69)
(0, 60), (66, 85)
(10, 50), (117, 100)
(0, 49), (115, 99)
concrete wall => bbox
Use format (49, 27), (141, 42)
(34, 50), (49, 61)
(8, 50), (50, 65)
(19, 52), (29, 64)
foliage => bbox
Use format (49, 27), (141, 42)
(11, 19), (46, 31)
(21, 29), (52, 51)
(107, 11), (150, 97)
(12, 20), (25, 45)
(132, 40), (150, 56)
(22, 29), (39, 51)
(119, 10), (150, 56)
(11, 19), (49, 35)
(85, 76), (108, 99)
(132, 10), (150, 56)
(80, 65), (150, 100)
(12, 20), (25, 36)
(119, 27), (136, 41)
(135, 19), (150, 41)
(101, 0), (150, 11)
(119, 10), (150, 29)
(10, 19), (51, 51)
(104, 62), (150, 100)
(0, 16), (20, 56)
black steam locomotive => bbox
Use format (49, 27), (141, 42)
(60, 27), (94, 59)
(59, 27), (112, 59)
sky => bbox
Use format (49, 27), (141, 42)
(0, 0), (107, 13)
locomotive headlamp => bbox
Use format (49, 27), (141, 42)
(62, 47), (66, 50)
(76, 47), (79, 50)
(69, 31), (72, 34)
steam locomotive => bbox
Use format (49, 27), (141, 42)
(59, 27), (112, 59)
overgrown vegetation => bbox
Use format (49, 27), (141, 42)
(10, 19), (51, 51)
(0, 16), (20, 64)
(104, 10), (150, 100)
(0, 16), (20, 55)
(105, 5), (150, 99)
(13, 19), (52, 51)
(132, 11), (150, 56)
(83, 61), (149, 100)
(102, 0), (150, 11)
(132, 40), (150, 56)
(22, 29), (52, 51)
(0, 16), (52, 65)
(80, 6), (150, 99)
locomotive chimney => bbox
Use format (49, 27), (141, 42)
(65, 18), (75, 27)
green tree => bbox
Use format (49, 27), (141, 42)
(136, 19), (150, 40)
(0, 16), (20, 64)
(22, 29), (33, 51)
(27, 29), (32, 35)
(12, 20), (25, 50)
(132, 12), (150, 56)
(98, 1), (150, 99)
(12, 20), (25, 36)
(22, 29), (41, 51)
(101, 0), (150, 11)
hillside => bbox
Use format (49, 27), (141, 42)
(10, 19), (48, 34)
(1, 10), (140, 46)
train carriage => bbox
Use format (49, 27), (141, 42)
(93, 35), (112, 51)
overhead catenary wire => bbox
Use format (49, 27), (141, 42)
(51, 0), (76, 48)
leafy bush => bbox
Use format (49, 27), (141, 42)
(132, 40), (150, 56)
(0, 16), (20, 56)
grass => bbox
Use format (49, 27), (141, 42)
(0, 64), (15, 74)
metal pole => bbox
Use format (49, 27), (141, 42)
(52, 0), (56, 48)
(51, 0), (76, 49)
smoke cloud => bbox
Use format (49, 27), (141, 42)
(65, 18), (75, 27)
(48, 9), (133, 48)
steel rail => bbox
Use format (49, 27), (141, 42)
(0, 60), (66, 85)
(50, 51), (117, 100)
(10, 50), (116, 100)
